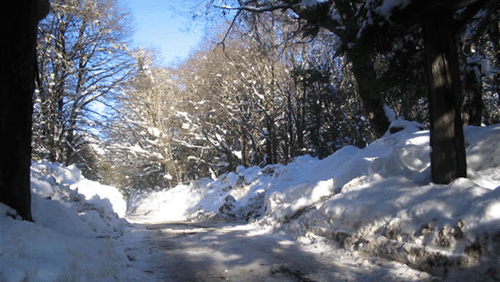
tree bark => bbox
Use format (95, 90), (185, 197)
(0, 0), (48, 220)
(347, 47), (390, 138)
(241, 125), (248, 167)
(421, 7), (467, 184)
(463, 65), (484, 126)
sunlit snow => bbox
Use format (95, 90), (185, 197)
(1, 123), (500, 281)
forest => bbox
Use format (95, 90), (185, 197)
(32, 0), (500, 196)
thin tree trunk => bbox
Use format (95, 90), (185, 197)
(241, 125), (248, 167)
(297, 82), (306, 151)
(422, 7), (467, 184)
(265, 115), (275, 165)
(285, 90), (294, 163)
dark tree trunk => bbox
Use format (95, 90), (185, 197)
(285, 91), (294, 163)
(347, 47), (390, 138)
(463, 65), (484, 126)
(241, 126), (248, 167)
(422, 7), (467, 184)
(0, 0), (49, 220)
(265, 115), (277, 165)
(296, 82), (306, 151)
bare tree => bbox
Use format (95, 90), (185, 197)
(208, 0), (392, 137)
(104, 49), (193, 189)
(34, 0), (134, 166)
(204, 0), (493, 184)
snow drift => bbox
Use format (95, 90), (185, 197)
(0, 162), (131, 282)
(1, 122), (499, 281)
(130, 122), (500, 280)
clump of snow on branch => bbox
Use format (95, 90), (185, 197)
(368, 0), (412, 20)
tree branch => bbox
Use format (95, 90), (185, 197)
(454, 0), (494, 32)
(214, 3), (291, 13)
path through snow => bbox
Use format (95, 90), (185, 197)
(5, 124), (498, 281)
(123, 218), (437, 282)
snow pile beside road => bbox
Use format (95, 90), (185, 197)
(0, 162), (132, 282)
(129, 122), (500, 279)
(268, 123), (500, 279)
(126, 181), (206, 223)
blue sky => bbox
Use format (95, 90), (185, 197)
(122, 0), (206, 67)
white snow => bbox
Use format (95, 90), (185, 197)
(384, 104), (398, 123)
(128, 123), (500, 278)
(371, 0), (412, 20)
(1, 162), (136, 282)
(1, 123), (500, 281)
(295, 0), (319, 8)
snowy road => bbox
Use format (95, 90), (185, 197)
(124, 220), (436, 282)
(9, 125), (497, 281)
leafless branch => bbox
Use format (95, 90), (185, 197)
(214, 3), (291, 13)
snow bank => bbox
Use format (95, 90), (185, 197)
(31, 162), (127, 217)
(126, 181), (206, 223)
(0, 162), (131, 282)
(128, 122), (500, 279)
(269, 124), (500, 278)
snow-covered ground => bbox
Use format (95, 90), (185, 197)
(1, 121), (499, 281)
(0, 162), (151, 282)
(127, 121), (500, 280)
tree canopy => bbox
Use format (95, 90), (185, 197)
(27, 0), (500, 193)
(204, 0), (499, 183)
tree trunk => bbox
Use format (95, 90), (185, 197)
(347, 47), (390, 138)
(422, 7), (467, 184)
(285, 91), (294, 163)
(241, 126), (248, 167)
(265, 115), (276, 165)
(463, 64), (484, 126)
(0, 0), (48, 220)
(296, 82), (306, 151)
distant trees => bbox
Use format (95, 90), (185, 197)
(460, 0), (500, 126)
(25, 0), (499, 193)
(33, 0), (134, 170)
(176, 34), (278, 173)
(101, 49), (190, 192)
(211, 0), (395, 138)
(203, 0), (498, 184)
(100, 20), (376, 189)
(168, 20), (373, 176)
